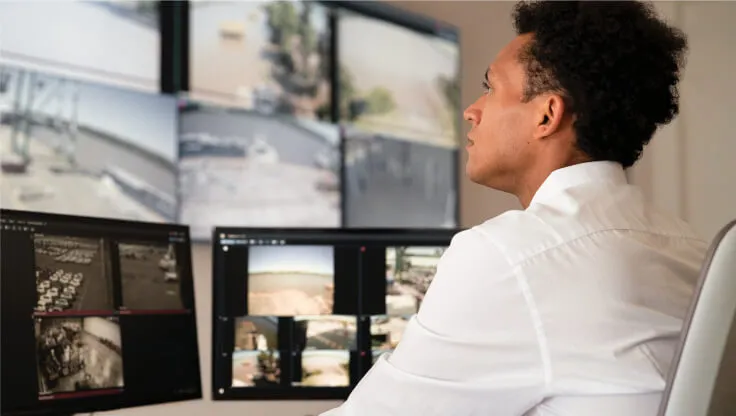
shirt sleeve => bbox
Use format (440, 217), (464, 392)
(320, 228), (548, 416)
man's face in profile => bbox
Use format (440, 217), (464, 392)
(463, 34), (540, 190)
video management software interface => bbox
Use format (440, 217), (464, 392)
(0, 210), (201, 416)
(212, 228), (455, 400)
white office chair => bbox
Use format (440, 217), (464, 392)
(658, 220), (736, 416)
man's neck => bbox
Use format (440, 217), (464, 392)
(514, 156), (593, 209)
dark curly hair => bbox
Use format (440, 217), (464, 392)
(512, 1), (688, 168)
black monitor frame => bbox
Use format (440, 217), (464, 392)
(0, 209), (202, 416)
(161, 1), (189, 93)
(211, 226), (460, 400)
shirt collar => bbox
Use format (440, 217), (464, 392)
(529, 161), (628, 206)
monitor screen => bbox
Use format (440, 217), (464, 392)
(336, 7), (461, 228)
(177, 100), (341, 241)
(211, 227), (456, 400)
(0, 209), (202, 415)
(0, 65), (178, 223)
(0, 1), (161, 93)
(188, 0), (331, 121)
(343, 126), (458, 228)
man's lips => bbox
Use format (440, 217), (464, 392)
(466, 136), (474, 146)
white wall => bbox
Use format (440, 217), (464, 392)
(103, 1), (736, 415)
(629, 1), (736, 240)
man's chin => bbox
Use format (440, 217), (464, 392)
(465, 164), (484, 185)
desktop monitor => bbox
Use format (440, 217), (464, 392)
(211, 227), (457, 400)
(177, 99), (341, 241)
(334, 2), (461, 228)
(0, 1), (162, 93)
(0, 65), (178, 223)
(0, 209), (202, 415)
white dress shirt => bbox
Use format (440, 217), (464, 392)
(322, 161), (708, 416)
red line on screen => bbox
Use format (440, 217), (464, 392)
(39, 388), (123, 401)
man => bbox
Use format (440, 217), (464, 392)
(322, 1), (707, 415)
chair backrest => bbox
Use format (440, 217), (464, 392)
(658, 220), (736, 416)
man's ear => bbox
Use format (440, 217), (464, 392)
(535, 94), (566, 139)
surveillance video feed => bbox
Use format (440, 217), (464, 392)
(33, 236), (114, 313)
(385, 246), (445, 315)
(344, 128), (457, 228)
(0, 66), (178, 223)
(190, 0), (331, 119)
(232, 350), (281, 388)
(247, 245), (335, 316)
(298, 350), (350, 387)
(294, 315), (357, 350)
(178, 103), (341, 240)
(0, 1), (160, 92)
(118, 243), (183, 311)
(234, 316), (279, 351)
(338, 10), (460, 148)
(370, 315), (410, 351)
(35, 316), (124, 396)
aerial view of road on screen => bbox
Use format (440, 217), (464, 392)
(190, 0), (330, 120)
(178, 104), (340, 239)
(0, 66), (178, 223)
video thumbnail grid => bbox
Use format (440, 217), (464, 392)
(33, 234), (187, 315)
(30, 233), (189, 401)
(230, 316), (358, 388)
(217, 239), (448, 391)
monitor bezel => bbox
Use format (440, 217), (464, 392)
(0, 209), (203, 416)
(210, 226), (461, 401)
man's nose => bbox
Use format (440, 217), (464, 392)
(463, 104), (480, 126)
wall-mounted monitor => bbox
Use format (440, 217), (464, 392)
(211, 227), (457, 400)
(0, 65), (178, 223)
(0, 1), (162, 93)
(177, 99), (341, 241)
(333, 2), (461, 228)
(188, 0), (331, 121)
(0, 209), (201, 415)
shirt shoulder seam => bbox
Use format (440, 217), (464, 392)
(473, 226), (706, 270)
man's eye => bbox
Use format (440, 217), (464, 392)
(482, 81), (492, 94)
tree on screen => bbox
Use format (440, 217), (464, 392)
(365, 87), (396, 115)
(437, 75), (461, 132)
